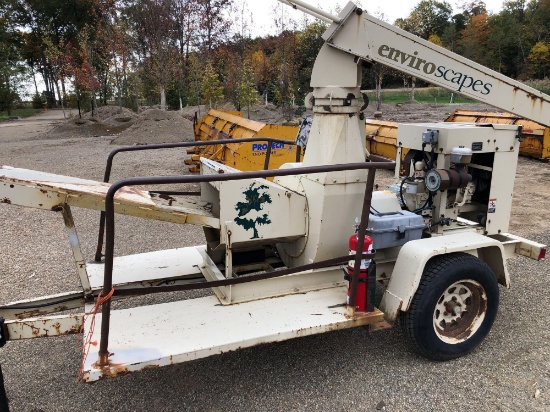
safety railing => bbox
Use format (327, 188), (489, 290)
(94, 138), (302, 262)
(95, 159), (394, 367)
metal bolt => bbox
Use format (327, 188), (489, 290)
(446, 300), (462, 316)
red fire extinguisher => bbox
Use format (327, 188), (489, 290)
(345, 232), (373, 311)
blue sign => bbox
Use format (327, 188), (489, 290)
(252, 143), (286, 151)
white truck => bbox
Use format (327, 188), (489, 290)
(0, 0), (548, 395)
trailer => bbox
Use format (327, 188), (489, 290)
(0, 1), (549, 408)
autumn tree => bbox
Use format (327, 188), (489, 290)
(457, 14), (490, 66)
(196, 0), (233, 59)
(65, 25), (102, 116)
(13, 0), (105, 107)
(42, 35), (70, 118)
(525, 41), (550, 78)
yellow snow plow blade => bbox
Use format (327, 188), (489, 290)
(445, 110), (550, 160)
(188, 109), (302, 173)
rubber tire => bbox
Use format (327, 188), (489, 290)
(400, 252), (499, 361)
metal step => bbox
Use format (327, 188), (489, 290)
(86, 246), (205, 290)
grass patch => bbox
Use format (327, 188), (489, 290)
(0, 108), (43, 122)
(524, 78), (550, 95)
(365, 87), (477, 104)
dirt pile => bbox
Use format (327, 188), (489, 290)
(84, 106), (136, 122)
(111, 108), (195, 145)
(39, 116), (127, 139)
(86, 106), (138, 127)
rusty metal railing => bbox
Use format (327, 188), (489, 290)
(96, 160), (394, 366)
(94, 138), (300, 262)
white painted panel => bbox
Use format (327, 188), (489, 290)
(82, 286), (382, 381)
(87, 247), (205, 289)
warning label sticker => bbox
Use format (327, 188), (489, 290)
(488, 198), (497, 213)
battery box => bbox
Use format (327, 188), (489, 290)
(367, 210), (425, 249)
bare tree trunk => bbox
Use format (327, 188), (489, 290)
(134, 77), (140, 113)
(31, 65), (39, 95)
(409, 77), (416, 102)
(375, 73), (383, 111)
(76, 88), (82, 118)
(5, 75), (12, 116)
(54, 77), (66, 120)
(91, 89), (97, 117)
(115, 66), (122, 112)
(160, 85), (166, 110)
(61, 78), (67, 110)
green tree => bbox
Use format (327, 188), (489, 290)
(459, 1), (488, 18)
(487, 2), (527, 77)
(130, 0), (182, 110)
(396, 0), (453, 39)
(295, 20), (327, 104)
(186, 54), (202, 107)
(0, 1), (25, 115)
(236, 62), (257, 118)
(523, 0), (550, 63)
(201, 61), (224, 109)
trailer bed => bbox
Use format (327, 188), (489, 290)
(82, 285), (384, 381)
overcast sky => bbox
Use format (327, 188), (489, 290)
(244, 0), (506, 36)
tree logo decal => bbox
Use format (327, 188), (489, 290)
(234, 182), (272, 239)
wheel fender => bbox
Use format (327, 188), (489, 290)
(380, 232), (509, 323)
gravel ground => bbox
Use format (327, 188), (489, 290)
(0, 110), (549, 411)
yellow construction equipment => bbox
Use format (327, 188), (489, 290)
(365, 119), (402, 161)
(445, 110), (550, 160)
(189, 107), (550, 174)
(187, 109), (302, 173)
(363, 110), (550, 162)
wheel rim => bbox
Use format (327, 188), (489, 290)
(433, 279), (488, 344)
